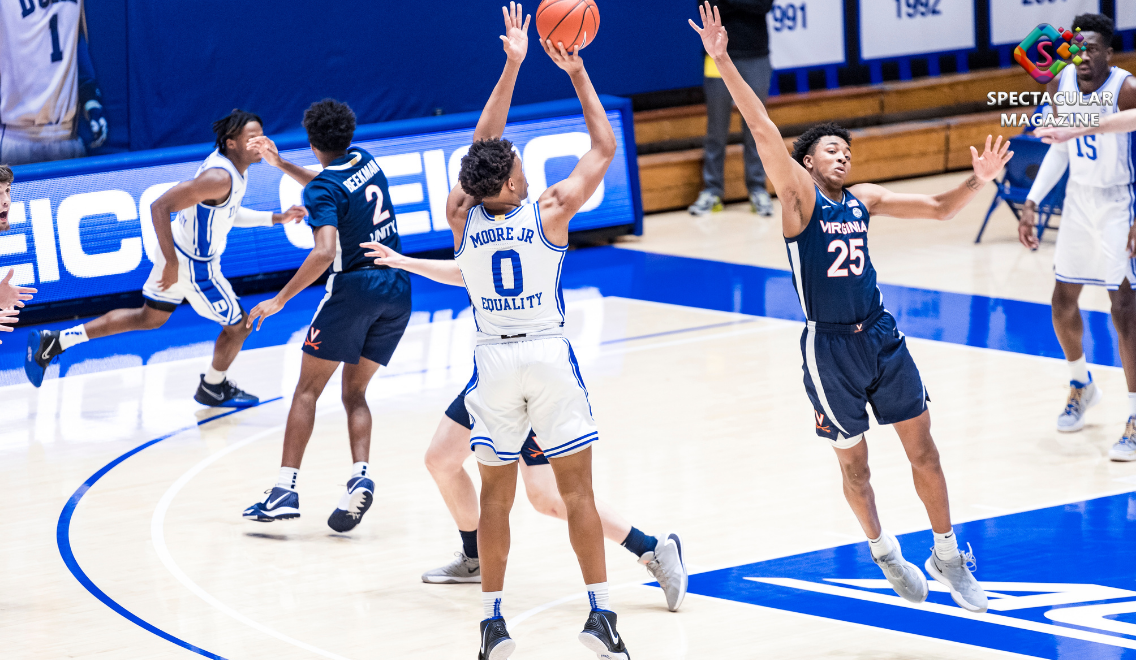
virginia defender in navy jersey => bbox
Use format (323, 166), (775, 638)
(240, 100), (411, 533)
(692, 2), (1013, 614)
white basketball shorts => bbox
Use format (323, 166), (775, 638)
(141, 247), (243, 326)
(1055, 183), (1136, 290)
(465, 336), (599, 467)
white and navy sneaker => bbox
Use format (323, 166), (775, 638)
(1057, 377), (1102, 432)
(422, 551), (481, 583)
(24, 329), (63, 388)
(194, 375), (259, 408)
(243, 487), (300, 521)
(478, 617), (516, 660)
(327, 476), (374, 532)
(1109, 417), (1136, 462)
(640, 531), (688, 611)
(925, 544), (988, 613)
(578, 609), (629, 660)
(871, 534), (928, 603)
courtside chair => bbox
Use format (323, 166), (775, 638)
(976, 132), (1067, 243)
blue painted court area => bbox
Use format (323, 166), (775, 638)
(686, 492), (1136, 659)
(1, 246), (1123, 384)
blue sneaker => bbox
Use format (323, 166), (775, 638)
(194, 375), (259, 408)
(578, 609), (629, 659)
(243, 486), (300, 521)
(24, 329), (62, 387)
(478, 617), (515, 660)
(327, 476), (374, 532)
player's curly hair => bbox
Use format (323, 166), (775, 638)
(303, 99), (356, 153)
(1072, 14), (1114, 46)
(459, 139), (517, 200)
(792, 122), (852, 166)
(0, 164), (12, 185)
(212, 109), (263, 155)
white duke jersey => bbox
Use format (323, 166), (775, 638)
(0, 0), (82, 137)
(455, 202), (567, 341)
(172, 150), (247, 261)
(1055, 65), (1134, 188)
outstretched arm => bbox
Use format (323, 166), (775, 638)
(362, 242), (465, 286)
(448, 3), (531, 243)
(247, 136), (319, 186)
(536, 41), (616, 242)
(849, 135), (1012, 221)
(1036, 77), (1136, 143)
(247, 225), (337, 330)
(690, 1), (815, 235)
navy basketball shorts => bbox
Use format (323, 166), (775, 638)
(303, 269), (411, 366)
(800, 310), (929, 448)
(444, 390), (550, 466)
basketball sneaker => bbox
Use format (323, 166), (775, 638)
(478, 617), (516, 660)
(871, 534), (928, 603)
(640, 531), (688, 611)
(1108, 416), (1136, 462)
(327, 476), (375, 532)
(421, 551), (481, 583)
(24, 329), (63, 387)
(242, 487), (300, 521)
(750, 189), (774, 216)
(194, 375), (259, 408)
(925, 543), (988, 613)
(578, 609), (629, 660)
(687, 190), (723, 216)
(1057, 377), (1101, 432)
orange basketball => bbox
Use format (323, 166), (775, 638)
(535, 0), (600, 52)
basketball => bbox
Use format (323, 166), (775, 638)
(535, 0), (600, 52)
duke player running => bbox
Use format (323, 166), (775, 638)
(24, 110), (305, 402)
(240, 100), (411, 533)
(361, 241), (688, 611)
(444, 6), (628, 659)
(692, 2), (1013, 613)
(1028, 14), (1136, 463)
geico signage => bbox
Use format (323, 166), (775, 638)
(3, 114), (634, 304)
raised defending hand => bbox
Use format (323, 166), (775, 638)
(0, 269), (36, 309)
(273, 205), (308, 225)
(501, 2), (531, 63)
(0, 308), (16, 343)
(970, 135), (1012, 182)
(247, 136), (282, 168)
(542, 39), (584, 74)
(361, 241), (410, 269)
(689, 1), (728, 60)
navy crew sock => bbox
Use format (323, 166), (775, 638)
(460, 529), (479, 559)
(620, 526), (658, 558)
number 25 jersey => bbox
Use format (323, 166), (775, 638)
(454, 203), (566, 340)
(785, 187), (883, 325)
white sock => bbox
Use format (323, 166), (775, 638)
(276, 467), (299, 491)
(586, 582), (610, 611)
(934, 528), (960, 561)
(204, 366), (226, 385)
(60, 325), (89, 350)
(482, 591), (503, 619)
(1068, 356), (1090, 385)
(1128, 393), (1136, 418)
(868, 531), (896, 560)
(352, 462), (369, 479)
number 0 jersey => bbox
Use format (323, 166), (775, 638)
(454, 202), (567, 341)
(785, 187), (883, 325)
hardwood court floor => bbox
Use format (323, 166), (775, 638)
(3, 173), (1134, 660)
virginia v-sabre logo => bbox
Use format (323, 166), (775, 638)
(1015, 24), (1086, 83)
